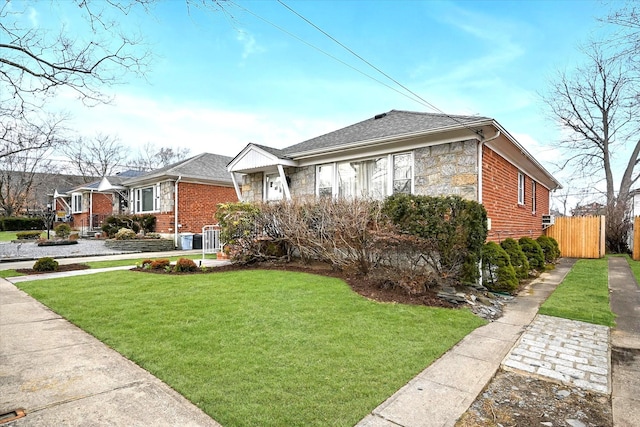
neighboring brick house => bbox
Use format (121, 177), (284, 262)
(53, 170), (145, 233)
(119, 153), (238, 246)
(228, 110), (561, 242)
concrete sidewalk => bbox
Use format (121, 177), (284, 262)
(357, 258), (577, 427)
(608, 256), (640, 427)
(0, 278), (222, 426)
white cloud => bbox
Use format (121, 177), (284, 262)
(235, 29), (265, 59)
(28, 7), (39, 27)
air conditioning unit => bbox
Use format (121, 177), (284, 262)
(542, 215), (555, 227)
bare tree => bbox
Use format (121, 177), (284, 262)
(63, 134), (130, 180)
(130, 142), (191, 171)
(542, 43), (640, 252)
(0, 147), (58, 217)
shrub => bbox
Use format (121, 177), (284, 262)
(537, 235), (561, 263)
(382, 194), (487, 284)
(16, 231), (42, 240)
(500, 238), (530, 280)
(33, 257), (59, 272)
(482, 242), (518, 293)
(146, 232), (161, 239)
(1, 217), (44, 231)
(114, 228), (137, 240)
(101, 214), (156, 238)
(140, 259), (154, 268)
(69, 233), (79, 241)
(519, 237), (546, 270)
(150, 259), (171, 270)
(53, 223), (71, 239)
(174, 257), (197, 272)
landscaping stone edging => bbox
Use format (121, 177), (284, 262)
(104, 239), (175, 252)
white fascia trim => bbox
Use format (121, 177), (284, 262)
(228, 144), (297, 173)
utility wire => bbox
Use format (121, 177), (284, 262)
(229, 1), (427, 107)
(275, 0), (486, 137)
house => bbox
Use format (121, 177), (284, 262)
(53, 170), (146, 233)
(112, 152), (238, 246)
(571, 202), (606, 217)
(228, 110), (562, 242)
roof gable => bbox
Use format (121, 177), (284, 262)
(228, 143), (296, 174)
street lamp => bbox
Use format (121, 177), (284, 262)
(46, 203), (53, 240)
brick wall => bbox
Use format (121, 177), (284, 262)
(482, 146), (550, 242)
(175, 182), (238, 233)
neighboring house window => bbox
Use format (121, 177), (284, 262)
(393, 153), (412, 194)
(532, 181), (537, 214)
(317, 164), (334, 197)
(71, 193), (82, 213)
(134, 184), (160, 213)
(315, 153), (412, 199)
(518, 172), (525, 205)
(265, 173), (284, 201)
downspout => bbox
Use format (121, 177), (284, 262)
(174, 176), (182, 248)
(477, 129), (501, 286)
(477, 129), (501, 204)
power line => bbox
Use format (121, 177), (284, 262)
(274, 0), (486, 137)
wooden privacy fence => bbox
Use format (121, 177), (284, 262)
(544, 216), (605, 259)
(633, 217), (640, 261)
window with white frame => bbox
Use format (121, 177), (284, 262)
(518, 172), (525, 205)
(265, 173), (284, 201)
(531, 181), (537, 213)
(134, 184), (160, 213)
(316, 153), (412, 199)
(317, 164), (334, 197)
(71, 193), (82, 213)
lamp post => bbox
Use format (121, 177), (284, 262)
(46, 203), (53, 240)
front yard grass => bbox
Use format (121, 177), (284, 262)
(0, 230), (45, 241)
(539, 258), (616, 327)
(18, 269), (485, 427)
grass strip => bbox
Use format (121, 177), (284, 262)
(539, 258), (615, 326)
(18, 269), (484, 427)
(624, 255), (640, 288)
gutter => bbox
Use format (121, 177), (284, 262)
(174, 176), (182, 248)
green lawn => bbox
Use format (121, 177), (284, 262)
(18, 270), (485, 427)
(624, 256), (640, 288)
(539, 258), (616, 326)
(0, 230), (45, 241)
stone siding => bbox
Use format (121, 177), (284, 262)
(413, 140), (478, 201)
(241, 173), (264, 202)
(105, 238), (175, 252)
(287, 165), (315, 199)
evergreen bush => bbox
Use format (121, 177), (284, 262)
(519, 236), (545, 270)
(500, 238), (530, 280)
(53, 223), (71, 239)
(16, 231), (42, 240)
(1, 217), (44, 231)
(174, 257), (197, 272)
(33, 257), (59, 272)
(114, 228), (137, 240)
(102, 214), (156, 237)
(536, 235), (561, 263)
(482, 242), (518, 293)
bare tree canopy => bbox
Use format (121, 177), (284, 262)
(543, 39), (640, 252)
(130, 142), (191, 171)
(0, 0), (152, 119)
(63, 133), (130, 180)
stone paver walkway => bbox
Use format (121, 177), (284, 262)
(503, 314), (610, 394)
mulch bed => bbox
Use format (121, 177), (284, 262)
(16, 264), (91, 275)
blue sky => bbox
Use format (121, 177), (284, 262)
(29, 0), (620, 209)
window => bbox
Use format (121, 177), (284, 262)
(532, 181), (537, 213)
(265, 173), (284, 201)
(315, 153), (412, 199)
(393, 153), (412, 194)
(518, 172), (525, 205)
(134, 184), (160, 213)
(71, 193), (82, 213)
(338, 157), (387, 199)
(317, 164), (334, 197)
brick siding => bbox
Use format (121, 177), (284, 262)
(169, 182), (237, 234)
(482, 146), (550, 242)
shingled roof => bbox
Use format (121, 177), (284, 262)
(124, 152), (234, 186)
(281, 110), (490, 156)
